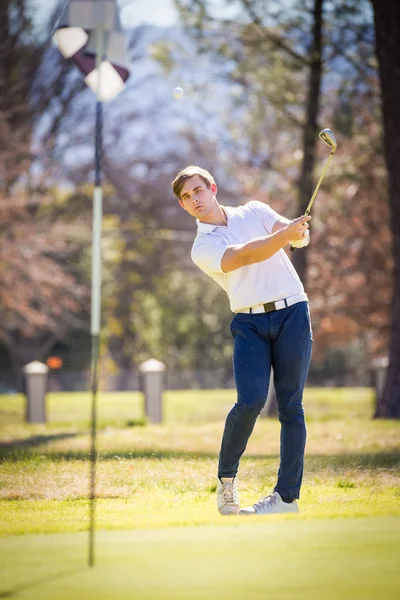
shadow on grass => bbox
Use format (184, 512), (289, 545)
(0, 567), (87, 598)
(1, 441), (399, 471)
(305, 452), (400, 471)
(0, 433), (79, 461)
(0, 446), (218, 461)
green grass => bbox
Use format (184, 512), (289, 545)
(0, 387), (399, 536)
(0, 386), (376, 429)
(1, 518), (399, 599)
(0, 388), (399, 598)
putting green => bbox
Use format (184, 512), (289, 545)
(1, 516), (399, 599)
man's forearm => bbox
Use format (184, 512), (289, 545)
(221, 228), (290, 273)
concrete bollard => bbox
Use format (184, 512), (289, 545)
(371, 356), (389, 401)
(23, 361), (49, 423)
(139, 359), (165, 424)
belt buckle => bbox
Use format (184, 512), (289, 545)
(249, 297), (289, 314)
(262, 301), (276, 313)
(265, 298), (289, 312)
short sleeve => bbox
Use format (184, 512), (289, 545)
(246, 200), (281, 234)
(191, 235), (228, 275)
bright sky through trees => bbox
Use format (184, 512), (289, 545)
(31, 0), (179, 31)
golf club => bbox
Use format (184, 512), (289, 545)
(290, 128), (337, 252)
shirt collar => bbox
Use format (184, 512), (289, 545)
(196, 220), (218, 233)
(196, 206), (230, 233)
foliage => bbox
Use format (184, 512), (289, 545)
(131, 269), (234, 372)
(0, 1), (90, 382)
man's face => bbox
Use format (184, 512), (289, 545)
(179, 175), (217, 220)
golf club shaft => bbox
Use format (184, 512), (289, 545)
(304, 150), (334, 216)
(290, 150), (334, 253)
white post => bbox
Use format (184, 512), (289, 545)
(139, 359), (166, 423)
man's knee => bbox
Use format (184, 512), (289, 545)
(278, 404), (305, 425)
(236, 397), (266, 417)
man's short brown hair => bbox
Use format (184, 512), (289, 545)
(172, 165), (216, 200)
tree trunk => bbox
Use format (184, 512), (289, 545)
(292, 0), (324, 285)
(371, 0), (400, 418)
(4, 333), (58, 391)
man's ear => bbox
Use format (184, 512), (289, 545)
(178, 199), (185, 209)
(211, 183), (217, 195)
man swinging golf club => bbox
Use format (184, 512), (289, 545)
(172, 165), (312, 515)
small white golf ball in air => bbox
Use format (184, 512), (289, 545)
(173, 87), (184, 99)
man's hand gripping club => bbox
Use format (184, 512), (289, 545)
(286, 215), (311, 249)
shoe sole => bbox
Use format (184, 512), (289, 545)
(218, 506), (240, 515)
(239, 508), (299, 515)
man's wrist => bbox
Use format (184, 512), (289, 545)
(276, 226), (291, 246)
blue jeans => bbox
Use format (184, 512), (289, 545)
(218, 301), (313, 499)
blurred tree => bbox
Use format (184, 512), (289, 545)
(129, 269), (233, 375)
(0, 0), (88, 386)
(292, 0), (323, 282)
(370, 0), (400, 418)
(308, 71), (392, 370)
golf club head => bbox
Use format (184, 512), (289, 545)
(319, 128), (337, 153)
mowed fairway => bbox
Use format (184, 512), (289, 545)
(1, 518), (400, 599)
(0, 388), (400, 598)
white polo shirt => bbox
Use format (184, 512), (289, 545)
(191, 200), (304, 312)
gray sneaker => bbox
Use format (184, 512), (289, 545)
(217, 477), (240, 515)
(239, 491), (299, 515)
